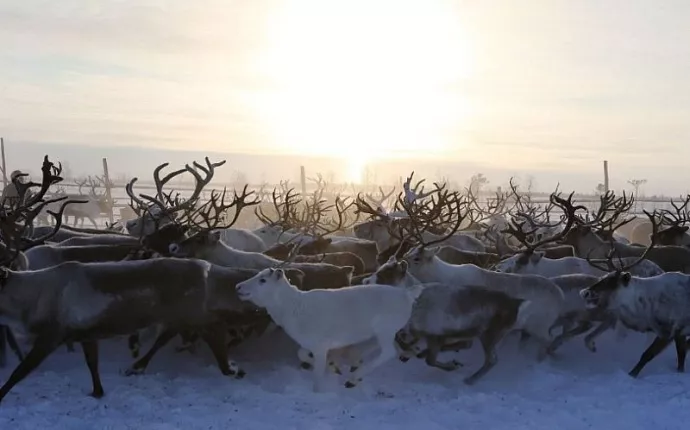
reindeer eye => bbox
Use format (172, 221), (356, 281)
(259, 279), (266, 284)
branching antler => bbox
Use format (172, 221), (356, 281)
(403, 171), (442, 205)
(659, 194), (690, 229)
(126, 157), (225, 222)
(365, 186), (395, 212)
(0, 156), (86, 267)
(586, 210), (660, 273)
(182, 185), (260, 233)
(501, 192), (586, 253)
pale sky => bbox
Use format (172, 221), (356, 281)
(1, 0), (689, 194)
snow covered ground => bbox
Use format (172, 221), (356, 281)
(1, 328), (689, 430)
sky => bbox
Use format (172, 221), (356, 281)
(1, 0), (690, 194)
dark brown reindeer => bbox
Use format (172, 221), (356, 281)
(0, 156), (84, 369)
(654, 195), (690, 246)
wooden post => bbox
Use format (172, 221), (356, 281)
(603, 160), (609, 193)
(0, 137), (7, 188)
(102, 157), (114, 224)
(300, 165), (307, 196)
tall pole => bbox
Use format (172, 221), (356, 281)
(1, 137), (7, 187)
(603, 160), (609, 193)
(102, 158), (114, 224)
(300, 165), (307, 196)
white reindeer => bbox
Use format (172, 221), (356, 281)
(235, 268), (416, 391)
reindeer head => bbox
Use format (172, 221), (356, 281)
(654, 195), (690, 246)
(168, 230), (221, 259)
(655, 225), (690, 246)
(235, 268), (292, 307)
(363, 255), (409, 286)
(581, 210), (660, 308)
(402, 245), (438, 268)
(494, 251), (546, 273)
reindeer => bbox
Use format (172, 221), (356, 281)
(653, 195), (690, 246)
(44, 175), (113, 228)
(0, 156), (84, 368)
(252, 187), (315, 246)
(579, 211), (690, 378)
(399, 186), (568, 358)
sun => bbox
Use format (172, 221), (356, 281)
(247, 0), (474, 165)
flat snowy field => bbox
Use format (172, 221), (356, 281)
(1, 328), (689, 430)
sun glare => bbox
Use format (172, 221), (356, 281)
(248, 0), (474, 173)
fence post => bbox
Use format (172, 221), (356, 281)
(603, 160), (609, 193)
(300, 165), (307, 196)
(102, 157), (114, 224)
(1, 137), (7, 188)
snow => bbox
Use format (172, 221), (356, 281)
(2, 329), (690, 430)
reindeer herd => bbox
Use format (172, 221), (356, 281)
(2, 155), (690, 404)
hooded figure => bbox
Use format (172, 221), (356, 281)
(1, 170), (25, 207)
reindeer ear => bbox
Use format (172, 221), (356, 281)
(682, 226), (689, 233)
(621, 272), (632, 285)
(398, 260), (408, 272)
(274, 268), (284, 279)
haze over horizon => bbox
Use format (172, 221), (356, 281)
(2, 1), (689, 195)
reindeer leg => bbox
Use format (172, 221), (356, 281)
(80, 340), (104, 398)
(0, 329), (62, 404)
(5, 328), (24, 362)
(200, 325), (245, 379)
(629, 336), (672, 378)
(124, 327), (177, 376)
(424, 336), (462, 371)
(674, 334), (687, 373)
(127, 333), (140, 358)
(583, 318), (616, 352)
(0, 326), (7, 368)
(547, 321), (594, 354)
(464, 324), (506, 386)
(87, 216), (98, 229)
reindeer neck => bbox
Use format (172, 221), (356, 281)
(261, 281), (302, 323)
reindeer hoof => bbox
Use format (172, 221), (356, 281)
(300, 362), (312, 370)
(585, 341), (597, 353)
(90, 389), (105, 399)
(344, 380), (359, 389)
(350, 365), (359, 373)
(123, 367), (144, 376)
(463, 376), (478, 386)
(224, 361), (245, 379)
